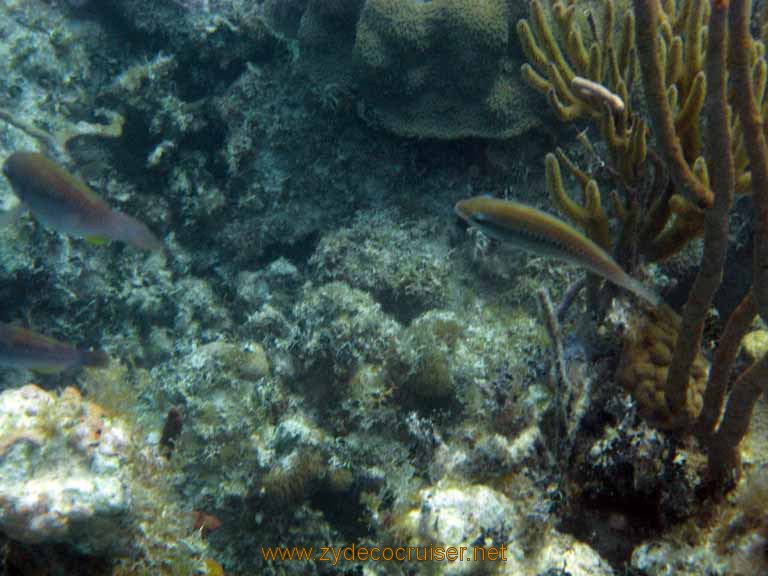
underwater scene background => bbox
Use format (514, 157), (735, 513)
(0, 0), (767, 574)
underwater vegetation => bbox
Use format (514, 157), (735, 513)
(0, 0), (766, 575)
(516, 0), (768, 493)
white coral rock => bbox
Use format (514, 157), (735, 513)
(0, 384), (130, 553)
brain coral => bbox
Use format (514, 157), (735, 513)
(616, 306), (708, 430)
(263, 0), (541, 139)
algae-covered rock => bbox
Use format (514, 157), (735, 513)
(256, 414), (333, 503)
(0, 385), (131, 553)
(263, 0), (542, 139)
(147, 338), (282, 507)
(397, 310), (465, 401)
(0, 383), (208, 573)
(196, 340), (271, 382)
(629, 467), (768, 576)
(311, 210), (453, 322)
(391, 306), (542, 415)
(393, 481), (613, 576)
(97, 0), (276, 67)
(291, 281), (402, 381)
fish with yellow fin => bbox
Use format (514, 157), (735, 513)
(0, 322), (108, 373)
(2, 151), (163, 251)
(455, 196), (660, 307)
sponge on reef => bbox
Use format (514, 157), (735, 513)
(616, 306), (709, 430)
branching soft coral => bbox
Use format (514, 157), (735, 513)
(519, 0), (768, 491)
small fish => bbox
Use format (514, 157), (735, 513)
(455, 196), (660, 307)
(0, 322), (109, 373)
(191, 510), (223, 536)
(571, 76), (625, 114)
(160, 406), (183, 458)
(2, 151), (163, 251)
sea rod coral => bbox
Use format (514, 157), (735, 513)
(517, 0), (768, 489)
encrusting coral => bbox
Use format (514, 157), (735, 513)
(616, 305), (708, 429)
(518, 0), (768, 490)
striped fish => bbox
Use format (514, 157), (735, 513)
(455, 196), (660, 307)
(2, 151), (163, 251)
(0, 322), (108, 373)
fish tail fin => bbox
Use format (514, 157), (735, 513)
(110, 212), (163, 251)
(80, 349), (110, 368)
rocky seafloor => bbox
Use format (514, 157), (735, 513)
(0, 1), (765, 575)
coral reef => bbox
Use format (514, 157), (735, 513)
(310, 210), (453, 321)
(0, 383), (210, 573)
(631, 462), (768, 575)
(517, 0), (768, 492)
(262, 0), (544, 139)
(616, 305), (708, 429)
(99, 0), (277, 70)
(1, 0), (768, 575)
(0, 385), (130, 553)
(390, 481), (614, 576)
(520, 0), (710, 276)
